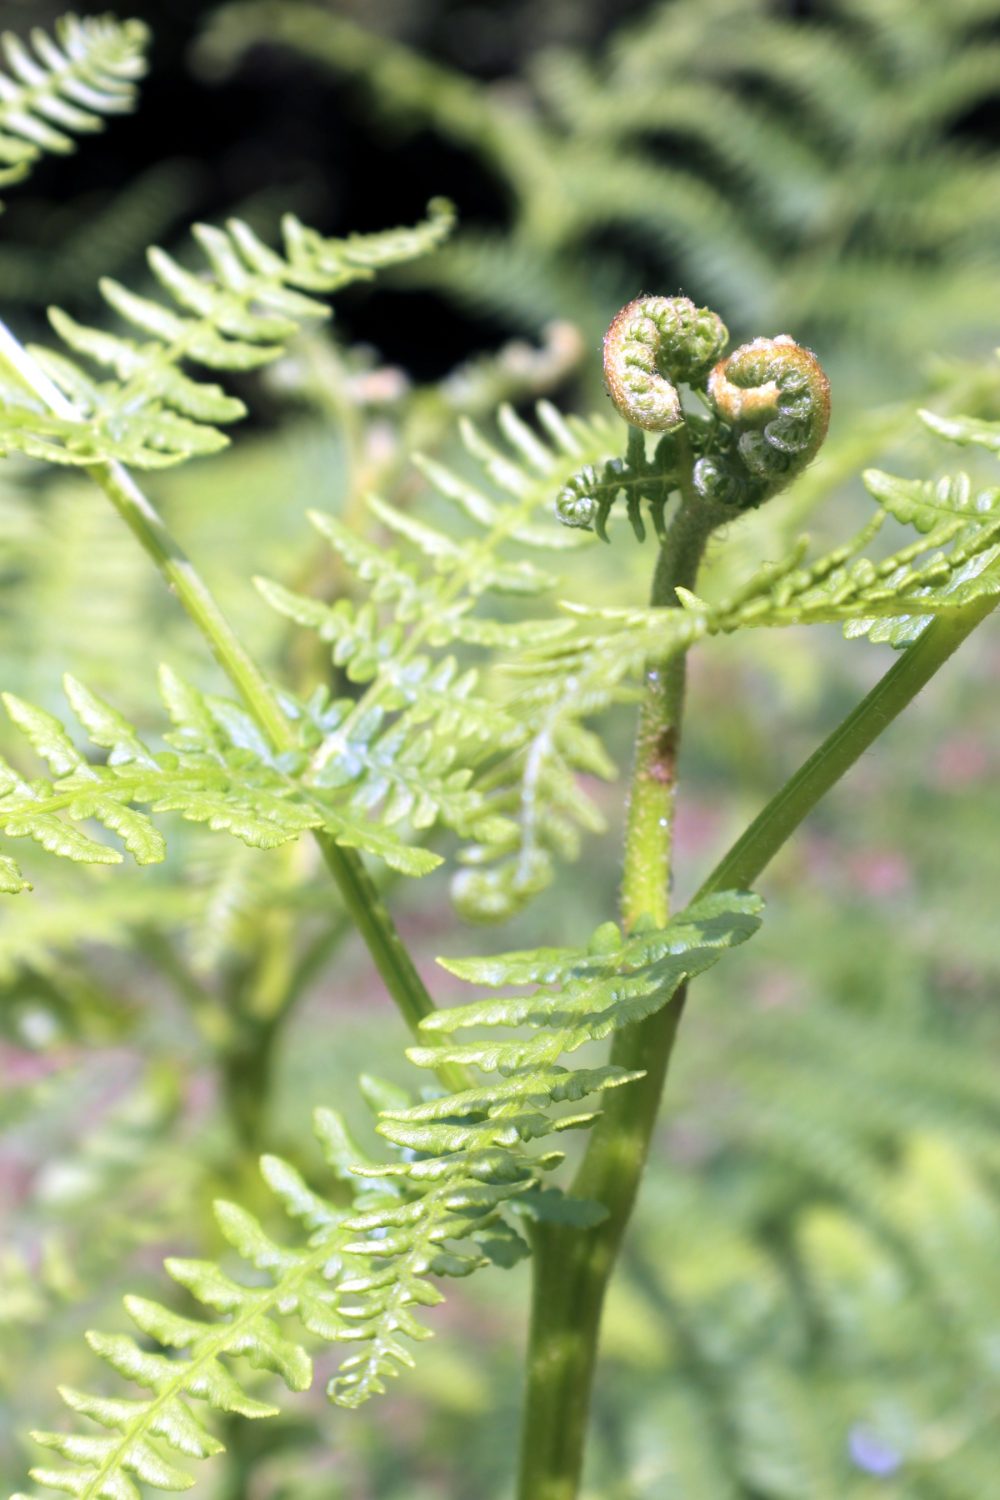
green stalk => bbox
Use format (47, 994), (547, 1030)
(88, 461), (451, 1049)
(517, 534), (1000, 1494)
(517, 486), (714, 1500)
(696, 587), (1000, 899)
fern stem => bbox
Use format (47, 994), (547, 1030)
(88, 462), (459, 1061)
(518, 560), (999, 1499)
(517, 481), (714, 1500)
(92, 462), (294, 745)
(619, 497), (712, 927)
(696, 587), (1000, 899)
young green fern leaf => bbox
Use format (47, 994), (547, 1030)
(11, 891), (760, 1500)
(0, 399), (625, 911)
(535, 462), (1000, 685)
(0, 14), (148, 199)
(0, 667), (436, 896)
(0, 200), (454, 466)
(256, 401), (626, 922)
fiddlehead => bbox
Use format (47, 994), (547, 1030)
(602, 295), (727, 432)
(559, 300), (830, 540)
(694, 334), (832, 510)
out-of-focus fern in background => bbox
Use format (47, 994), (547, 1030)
(2, 3), (999, 1498)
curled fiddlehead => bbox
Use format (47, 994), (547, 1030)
(557, 299), (830, 540)
(694, 334), (831, 510)
(602, 295), (728, 431)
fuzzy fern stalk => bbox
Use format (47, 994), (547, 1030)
(512, 296), (821, 1498)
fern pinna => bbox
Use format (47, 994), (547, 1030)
(0, 14), (147, 198)
(0, 400), (624, 909)
(10, 892), (759, 1499)
(0, 196), (454, 466)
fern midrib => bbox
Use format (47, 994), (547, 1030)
(70, 1227), (347, 1500)
(0, 763), (298, 824)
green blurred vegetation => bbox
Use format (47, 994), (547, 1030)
(2, 2), (1000, 1498)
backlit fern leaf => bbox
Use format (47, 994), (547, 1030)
(0, 667), (436, 896)
(256, 402), (623, 919)
(0, 14), (148, 198)
(12, 891), (760, 1496)
(530, 465), (1000, 685)
(0, 200), (454, 467)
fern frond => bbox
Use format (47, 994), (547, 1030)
(13, 1122), (359, 1500)
(256, 402), (623, 919)
(13, 891), (760, 1496)
(0, 14), (148, 197)
(0, 199), (454, 467)
(0, 667), (437, 896)
(529, 465), (1000, 686)
(0, 400), (623, 907)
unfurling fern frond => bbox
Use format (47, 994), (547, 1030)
(0, 14), (148, 198)
(0, 199), (454, 467)
(12, 891), (760, 1500)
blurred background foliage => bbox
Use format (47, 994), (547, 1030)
(1, 1), (999, 1497)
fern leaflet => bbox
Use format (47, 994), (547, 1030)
(0, 14), (148, 197)
(0, 668), (436, 895)
(530, 467), (1000, 683)
(0, 401), (628, 906)
(0, 200), (454, 467)
(256, 401), (624, 921)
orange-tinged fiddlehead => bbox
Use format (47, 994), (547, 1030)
(695, 334), (831, 510)
(558, 298), (830, 539)
(602, 296), (727, 431)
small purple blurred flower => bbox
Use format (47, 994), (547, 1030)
(848, 1424), (902, 1477)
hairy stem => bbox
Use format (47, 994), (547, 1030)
(518, 478), (714, 1500)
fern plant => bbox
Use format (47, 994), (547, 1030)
(4, 12), (1000, 1500)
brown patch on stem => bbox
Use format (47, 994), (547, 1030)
(649, 724), (678, 785)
